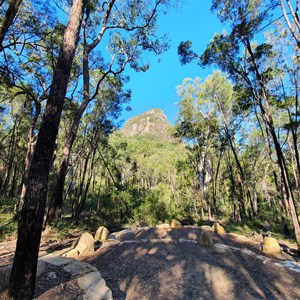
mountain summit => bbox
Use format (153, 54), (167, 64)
(121, 108), (173, 141)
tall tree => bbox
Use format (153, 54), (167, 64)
(180, 0), (300, 247)
(8, 0), (85, 298)
(47, 0), (170, 223)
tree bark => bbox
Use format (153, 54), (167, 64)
(8, 1), (84, 299)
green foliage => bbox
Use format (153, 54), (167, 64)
(0, 198), (18, 241)
(178, 40), (198, 65)
(133, 189), (169, 226)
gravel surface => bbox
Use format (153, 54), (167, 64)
(1, 227), (300, 300)
(85, 227), (300, 300)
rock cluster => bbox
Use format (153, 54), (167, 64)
(39, 252), (112, 300)
(64, 228), (111, 258)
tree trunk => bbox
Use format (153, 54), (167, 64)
(254, 106), (290, 235)
(73, 150), (91, 223)
(226, 152), (242, 222)
(17, 101), (40, 212)
(8, 1), (84, 299)
(1, 122), (16, 196)
(279, 0), (300, 49)
(0, 0), (23, 49)
(9, 163), (18, 197)
(47, 0), (116, 224)
(245, 38), (300, 246)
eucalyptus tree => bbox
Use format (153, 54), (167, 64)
(0, 0), (63, 210)
(0, 0), (58, 83)
(70, 107), (112, 224)
(279, 0), (300, 48)
(175, 77), (219, 218)
(47, 0), (171, 224)
(8, 0), (85, 298)
(265, 21), (300, 199)
(175, 72), (257, 221)
(178, 0), (300, 246)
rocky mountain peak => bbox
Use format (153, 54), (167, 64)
(121, 108), (173, 141)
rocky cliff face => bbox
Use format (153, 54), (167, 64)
(121, 108), (173, 141)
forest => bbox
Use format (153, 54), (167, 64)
(0, 0), (300, 299)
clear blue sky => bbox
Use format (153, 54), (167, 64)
(121, 0), (224, 125)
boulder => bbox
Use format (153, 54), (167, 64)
(197, 231), (213, 247)
(213, 223), (225, 234)
(112, 229), (131, 239)
(200, 225), (213, 231)
(262, 236), (281, 254)
(171, 219), (183, 229)
(156, 223), (170, 229)
(64, 248), (79, 258)
(94, 226), (110, 243)
(74, 232), (94, 256)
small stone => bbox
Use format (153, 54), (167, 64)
(48, 272), (57, 279)
(36, 260), (46, 276)
(262, 236), (281, 254)
(115, 229), (131, 239)
(39, 255), (75, 266)
(197, 231), (213, 247)
(171, 219), (182, 229)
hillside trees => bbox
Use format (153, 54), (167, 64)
(175, 72), (256, 222)
(0, 0), (61, 204)
(0, 1), (176, 297)
(178, 0), (300, 247)
(108, 131), (189, 224)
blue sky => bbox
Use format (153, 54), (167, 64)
(121, 0), (224, 125)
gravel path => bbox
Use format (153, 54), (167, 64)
(85, 227), (300, 300)
(1, 227), (300, 300)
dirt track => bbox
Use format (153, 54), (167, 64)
(1, 227), (300, 300)
(85, 227), (300, 300)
